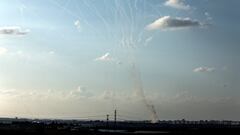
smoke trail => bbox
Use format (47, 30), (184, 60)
(131, 63), (158, 123)
(47, 0), (159, 122)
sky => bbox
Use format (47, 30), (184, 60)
(0, 0), (240, 121)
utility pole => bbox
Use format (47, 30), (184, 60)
(114, 109), (117, 122)
(114, 109), (117, 129)
(106, 114), (109, 129)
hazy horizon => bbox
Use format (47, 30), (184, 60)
(0, 0), (240, 121)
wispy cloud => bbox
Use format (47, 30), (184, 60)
(95, 52), (113, 62)
(193, 67), (215, 73)
(144, 37), (153, 46)
(0, 47), (8, 55)
(164, 0), (190, 10)
(0, 26), (30, 35)
(146, 16), (201, 31)
(205, 12), (213, 21)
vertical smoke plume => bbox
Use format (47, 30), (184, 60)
(131, 63), (158, 123)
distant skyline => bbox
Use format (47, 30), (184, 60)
(0, 0), (240, 120)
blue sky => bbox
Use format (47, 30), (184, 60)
(0, 0), (240, 120)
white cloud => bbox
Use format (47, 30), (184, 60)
(146, 16), (201, 31)
(74, 20), (81, 31)
(193, 67), (215, 73)
(69, 86), (93, 98)
(95, 52), (113, 62)
(0, 47), (8, 55)
(164, 0), (190, 10)
(205, 12), (213, 21)
(0, 26), (30, 35)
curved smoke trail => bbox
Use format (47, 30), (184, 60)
(131, 63), (158, 123)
